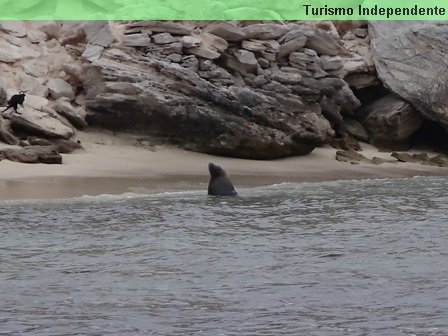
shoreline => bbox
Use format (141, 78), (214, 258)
(0, 131), (448, 200)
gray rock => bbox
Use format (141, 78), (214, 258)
(341, 118), (369, 142)
(391, 152), (428, 164)
(0, 21), (26, 37)
(363, 94), (422, 149)
(30, 21), (58, 38)
(0, 77), (7, 106)
(83, 21), (114, 47)
(22, 94), (50, 110)
(82, 44), (104, 62)
(344, 73), (379, 89)
(22, 59), (49, 78)
(271, 71), (302, 85)
(354, 28), (368, 38)
(369, 21), (448, 129)
(0, 118), (19, 145)
(186, 33), (227, 60)
(242, 39), (280, 53)
(47, 78), (75, 100)
(122, 33), (152, 47)
(152, 32), (176, 45)
(27, 30), (47, 43)
(320, 55), (343, 71)
(181, 55), (199, 72)
(84, 57), (334, 159)
(278, 36), (307, 58)
(182, 35), (201, 48)
(336, 150), (370, 163)
(242, 24), (288, 40)
(204, 22), (246, 41)
(19, 74), (48, 97)
(331, 133), (361, 151)
(257, 58), (270, 69)
(52, 99), (88, 129)
(126, 21), (193, 35)
(9, 107), (74, 139)
(233, 49), (257, 69)
(278, 29), (306, 43)
(0, 146), (62, 164)
(0, 40), (23, 63)
(167, 53), (182, 63)
(304, 29), (341, 55)
(199, 59), (215, 71)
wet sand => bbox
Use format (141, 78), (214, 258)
(0, 131), (447, 200)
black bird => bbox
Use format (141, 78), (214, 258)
(2, 90), (27, 114)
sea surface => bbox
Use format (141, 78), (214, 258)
(1, 176), (447, 336)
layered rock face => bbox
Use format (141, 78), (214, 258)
(0, 20), (447, 162)
(369, 21), (448, 130)
(83, 21), (369, 159)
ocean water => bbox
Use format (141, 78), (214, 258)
(0, 176), (447, 336)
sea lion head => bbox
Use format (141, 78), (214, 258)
(208, 162), (225, 178)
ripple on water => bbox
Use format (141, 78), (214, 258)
(0, 176), (447, 335)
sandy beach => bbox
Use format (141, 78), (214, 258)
(0, 130), (447, 200)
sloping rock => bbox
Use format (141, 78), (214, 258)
(51, 139), (83, 153)
(84, 56), (334, 159)
(242, 24), (288, 40)
(428, 154), (448, 167)
(27, 137), (83, 154)
(83, 21), (114, 47)
(363, 94), (422, 149)
(9, 107), (74, 139)
(19, 74), (48, 97)
(278, 36), (307, 58)
(186, 32), (228, 60)
(0, 40), (23, 63)
(122, 33), (152, 47)
(30, 21), (58, 38)
(47, 78), (75, 100)
(126, 21), (193, 35)
(82, 44), (104, 62)
(22, 58), (49, 78)
(391, 152), (428, 164)
(0, 77), (7, 106)
(27, 30), (47, 43)
(204, 22), (246, 41)
(331, 133), (361, 151)
(0, 21), (26, 37)
(242, 39), (280, 53)
(304, 29), (342, 56)
(233, 49), (257, 70)
(336, 150), (370, 163)
(182, 36), (201, 48)
(152, 32), (176, 45)
(369, 21), (448, 128)
(52, 99), (88, 129)
(0, 118), (19, 145)
(341, 118), (369, 142)
(0, 146), (62, 164)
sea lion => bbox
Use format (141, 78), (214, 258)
(2, 90), (27, 114)
(207, 162), (237, 196)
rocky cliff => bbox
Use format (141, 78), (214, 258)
(0, 20), (447, 162)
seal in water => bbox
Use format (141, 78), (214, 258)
(208, 162), (237, 196)
(2, 90), (27, 114)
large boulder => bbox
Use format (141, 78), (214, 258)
(52, 99), (88, 129)
(369, 21), (448, 129)
(84, 55), (334, 159)
(47, 78), (75, 100)
(362, 94), (422, 149)
(9, 107), (74, 139)
(0, 146), (62, 164)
